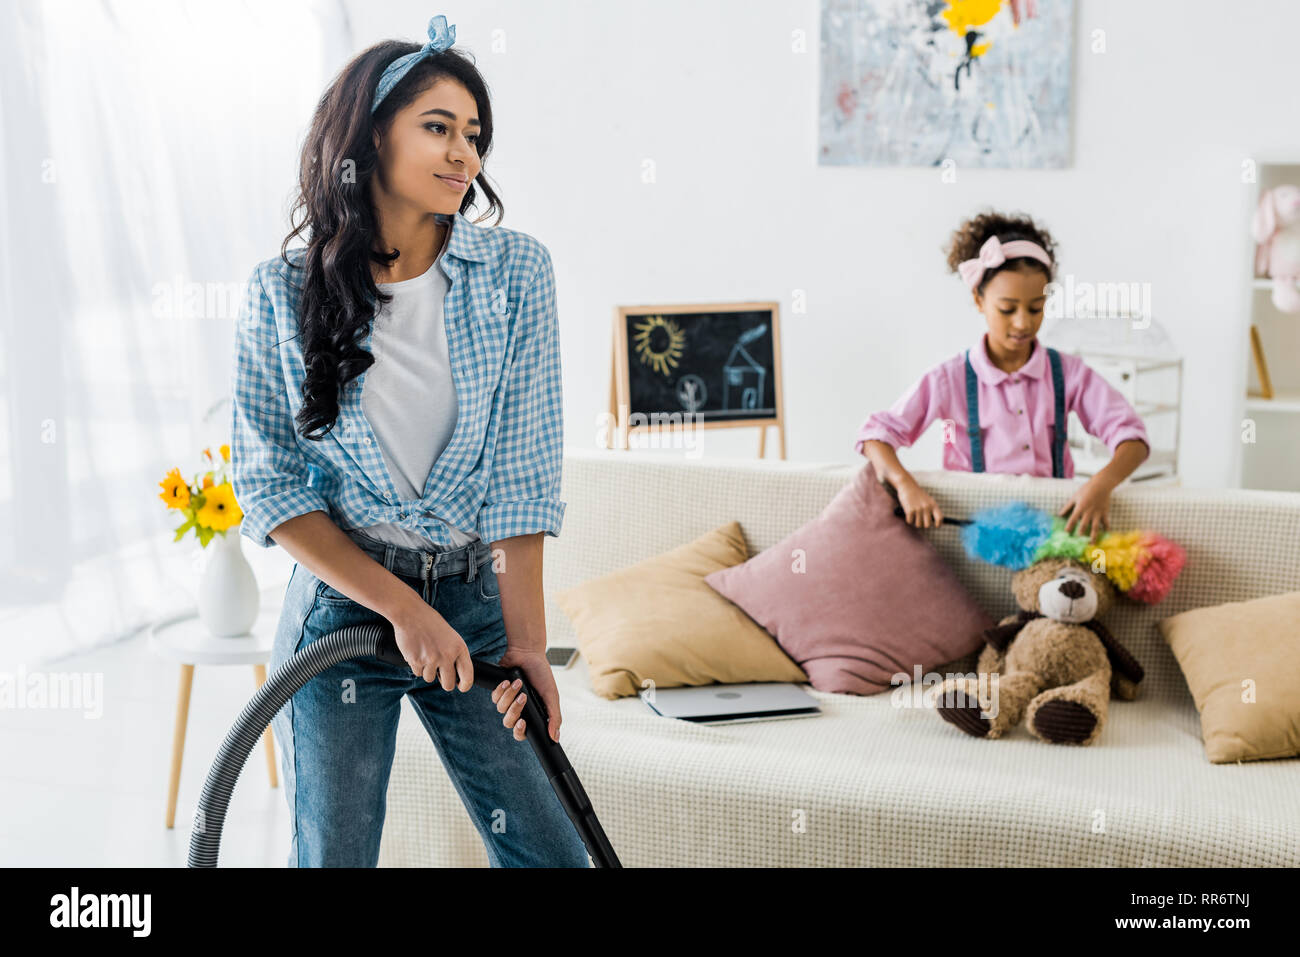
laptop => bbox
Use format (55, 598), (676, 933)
(639, 682), (821, 725)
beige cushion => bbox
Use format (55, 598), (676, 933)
(1159, 590), (1300, 763)
(555, 521), (808, 699)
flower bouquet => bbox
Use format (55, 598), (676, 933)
(158, 445), (258, 636)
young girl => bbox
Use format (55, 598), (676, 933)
(229, 16), (588, 867)
(855, 210), (1150, 542)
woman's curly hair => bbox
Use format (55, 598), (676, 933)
(944, 210), (1058, 295)
(279, 42), (502, 442)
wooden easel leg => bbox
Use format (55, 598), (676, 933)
(607, 353), (618, 450)
(758, 426), (766, 458)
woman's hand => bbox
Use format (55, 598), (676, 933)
(391, 601), (473, 691)
(491, 647), (562, 743)
(895, 477), (944, 528)
(1058, 477), (1113, 543)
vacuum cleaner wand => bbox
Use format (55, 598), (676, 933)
(187, 621), (620, 868)
(372, 630), (621, 868)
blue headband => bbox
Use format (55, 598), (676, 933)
(371, 14), (457, 114)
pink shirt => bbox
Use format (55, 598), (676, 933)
(853, 334), (1150, 478)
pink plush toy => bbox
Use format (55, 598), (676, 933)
(1252, 184), (1300, 313)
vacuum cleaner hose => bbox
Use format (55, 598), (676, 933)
(186, 621), (620, 868)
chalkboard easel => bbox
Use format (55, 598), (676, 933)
(605, 300), (786, 458)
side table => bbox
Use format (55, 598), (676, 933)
(148, 605), (282, 828)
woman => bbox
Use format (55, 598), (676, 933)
(229, 16), (588, 867)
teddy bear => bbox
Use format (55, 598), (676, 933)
(913, 500), (1186, 747)
(1252, 183), (1300, 313)
(930, 556), (1145, 746)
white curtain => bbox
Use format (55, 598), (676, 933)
(0, 0), (355, 668)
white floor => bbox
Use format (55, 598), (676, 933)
(1, 625), (294, 867)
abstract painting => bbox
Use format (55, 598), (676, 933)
(819, 0), (1074, 168)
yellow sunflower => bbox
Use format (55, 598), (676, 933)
(196, 482), (243, 532)
(158, 468), (190, 509)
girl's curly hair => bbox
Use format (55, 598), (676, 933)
(280, 42), (503, 442)
(944, 210), (1058, 295)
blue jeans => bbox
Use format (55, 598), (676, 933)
(269, 527), (591, 868)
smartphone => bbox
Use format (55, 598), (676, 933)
(546, 646), (578, 668)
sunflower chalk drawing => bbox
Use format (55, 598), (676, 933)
(632, 314), (686, 377)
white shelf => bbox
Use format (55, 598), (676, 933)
(1245, 391), (1300, 413)
(1069, 444), (1177, 483)
(1133, 401), (1179, 416)
(1240, 161), (1300, 491)
(1060, 349), (1182, 482)
(1071, 447), (1176, 469)
(1070, 460), (1177, 484)
(1252, 278), (1300, 291)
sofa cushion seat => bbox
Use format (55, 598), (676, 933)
(381, 652), (1300, 867)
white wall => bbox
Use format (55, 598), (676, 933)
(342, 0), (1300, 489)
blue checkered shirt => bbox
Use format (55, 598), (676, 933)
(230, 211), (565, 550)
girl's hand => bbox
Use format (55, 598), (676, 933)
(1059, 478), (1112, 543)
(491, 647), (562, 743)
(895, 477), (944, 528)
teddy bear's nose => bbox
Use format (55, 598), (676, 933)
(1059, 580), (1086, 600)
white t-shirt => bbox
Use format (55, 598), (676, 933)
(352, 234), (479, 551)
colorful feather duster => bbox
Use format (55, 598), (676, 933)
(956, 502), (1186, 604)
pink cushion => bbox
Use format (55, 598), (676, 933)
(704, 463), (993, 695)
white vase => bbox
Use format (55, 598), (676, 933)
(197, 528), (260, 637)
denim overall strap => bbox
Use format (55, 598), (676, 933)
(1048, 346), (1066, 479)
(964, 349), (984, 473)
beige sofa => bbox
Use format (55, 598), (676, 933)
(378, 447), (1300, 867)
